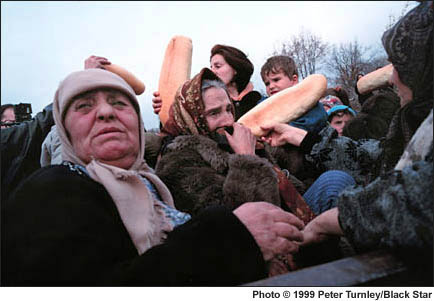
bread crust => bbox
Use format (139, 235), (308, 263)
(104, 64), (145, 95)
(357, 64), (393, 95)
(158, 35), (193, 125)
(238, 74), (327, 137)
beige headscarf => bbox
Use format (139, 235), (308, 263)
(53, 68), (174, 254)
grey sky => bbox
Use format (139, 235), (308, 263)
(1, 1), (415, 129)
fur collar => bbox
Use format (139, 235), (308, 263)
(164, 135), (231, 174)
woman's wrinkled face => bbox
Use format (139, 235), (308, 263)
(210, 54), (236, 85)
(64, 88), (140, 169)
(202, 86), (234, 132)
(391, 66), (413, 107)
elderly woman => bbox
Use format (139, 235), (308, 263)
(264, 1), (433, 284)
(156, 67), (318, 276)
(156, 67), (282, 216)
(156, 67), (356, 217)
(2, 69), (304, 286)
(155, 68), (360, 274)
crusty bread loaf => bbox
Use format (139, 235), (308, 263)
(158, 35), (193, 125)
(104, 64), (145, 95)
(238, 74), (327, 137)
(357, 64), (393, 95)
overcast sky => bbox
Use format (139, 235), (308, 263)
(1, 1), (416, 129)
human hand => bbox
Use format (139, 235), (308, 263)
(152, 91), (162, 115)
(301, 208), (343, 247)
(84, 55), (111, 69)
(260, 123), (293, 146)
(260, 123), (307, 147)
(233, 202), (304, 261)
(225, 122), (256, 155)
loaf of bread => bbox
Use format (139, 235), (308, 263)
(158, 35), (193, 125)
(357, 64), (393, 95)
(238, 74), (327, 137)
(104, 64), (145, 95)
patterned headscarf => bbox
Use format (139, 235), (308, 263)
(162, 67), (234, 137)
(381, 1), (433, 170)
(382, 1), (433, 100)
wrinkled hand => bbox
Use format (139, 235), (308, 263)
(84, 55), (111, 69)
(301, 208), (343, 247)
(260, 123), (307, 147)
(233, 202), (304, 261)
(260, 123), (293, 147)
(152, 91), (162, 115)
(225, 123), (256, 155)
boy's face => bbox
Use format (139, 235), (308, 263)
(263, 71), (298, 96)
(330, 112), (353, 136)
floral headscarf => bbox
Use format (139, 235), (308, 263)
(381, 1), (433, 170)
(162, 67), (234, 137)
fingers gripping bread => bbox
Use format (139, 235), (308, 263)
(238, 74), (327, 137)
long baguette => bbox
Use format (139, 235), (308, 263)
(238, 74), (327, 137)
(357, 64), (393, 95)
(158, 35), (193, 125)
(104, 63), (145, 95)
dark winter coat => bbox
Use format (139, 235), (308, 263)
(269, 124), (383, 187)
(1, 103), (54, 203)
(233, 90), (262, 121)
(155, 134), (280, 216)
(338, 109), (433, 259)
(1, 164), (266, 286)
(338, 149), (433, 256)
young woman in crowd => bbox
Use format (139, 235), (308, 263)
(152, 44), (263, 121)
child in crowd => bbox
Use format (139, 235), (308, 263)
(259, 55), (328, 133)
(327, 105), (356, 136)
(319, 95), (356, 136)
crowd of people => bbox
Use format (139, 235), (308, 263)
(1, 1), (432, 286)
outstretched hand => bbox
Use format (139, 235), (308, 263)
(301, 208), (343, 247)
(84, 55), (111, 70)
(260, 123), (307, 147)
(234, 202), (304, 261)
(260, 123), (292, 146)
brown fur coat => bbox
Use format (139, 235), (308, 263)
(155, 135), (280, 216)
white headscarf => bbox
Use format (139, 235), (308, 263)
(53, 68), (174, 254)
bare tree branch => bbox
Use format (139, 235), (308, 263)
(272, 28), (329, 79)
(325, 40), (388, 99)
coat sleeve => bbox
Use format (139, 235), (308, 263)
(117, 205), (267, 286)
(303, 125), (384, 185)
(1, 103), (54, 201)
(155, 144), (280, 216)
(337, 158), (433, 256)
(1, 166), (266, 286)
